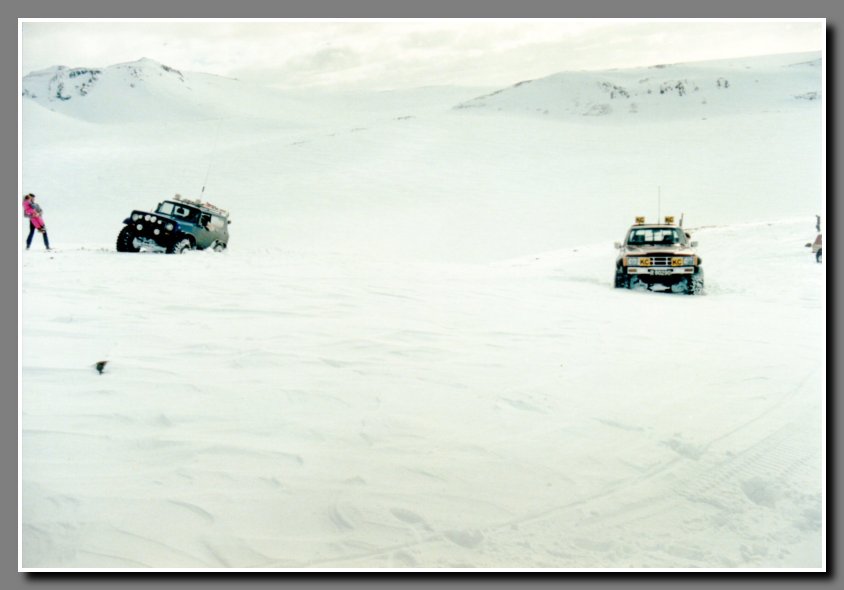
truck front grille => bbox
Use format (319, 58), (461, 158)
(646, 256), (674, 266)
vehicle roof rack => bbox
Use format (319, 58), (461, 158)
(173, 194), (230, 218)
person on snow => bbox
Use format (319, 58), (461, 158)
(22, 193), (50, 250)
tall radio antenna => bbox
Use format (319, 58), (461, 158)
(200, 119), (223, 199)
(658, 186), (662, 222)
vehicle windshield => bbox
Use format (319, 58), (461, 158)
(156, 201), (199, 221)
(627, 227), (684, 246)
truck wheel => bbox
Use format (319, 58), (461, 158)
(614, 269), (629, 289)
(212, 241), (227, 252)
(116, 226), (140, 252)
(687, 268), (704, 295)
(167, 238), (192, 254)
(816, 248), (822, 263)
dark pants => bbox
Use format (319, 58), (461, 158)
(26, 221), (50, 250)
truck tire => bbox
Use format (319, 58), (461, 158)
(116, 226), (140, 252)
(167, 238), (192, 254)
(614, 269), (629, 288)
(687, 268), (704, 295)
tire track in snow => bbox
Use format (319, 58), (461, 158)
(273, 368), (821, 568)
(472, 369), (823, 566)
(107, 526), (214, 567)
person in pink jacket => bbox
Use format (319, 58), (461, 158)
(22, 193), (50, 250)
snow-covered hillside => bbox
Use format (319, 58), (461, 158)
(19, 52), (825, 570)
(22, 53), (823, 125)
(22, 57), (492, 125)
(20, 53), (823, 264)
(22, 58), (350, 124)
(454, 52), (821, 121)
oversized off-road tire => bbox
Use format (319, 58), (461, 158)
(614, 268), (629, 289)
(687, 268), (704, 295)
(212, 241), (227, 252)
(116, 226), (140, 252)
(816, 248), (822, 263)
(167, 238), (192, 254)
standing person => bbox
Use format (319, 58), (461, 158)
(22, 193), (50, 250)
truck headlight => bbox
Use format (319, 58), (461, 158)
(683, 256), (694, 266)
(132, 213), (141, 221)
(165, 223), (174, 231)
(627, 257), (639, 266)
(136, 224), (143, 231)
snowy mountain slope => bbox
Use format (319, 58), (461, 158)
(21, 96), (822, 263)
(21, 58), (492, 125)
(454, 52), (822, 121)
(20, 52), (821, 257)
(22, 58), (331, 124)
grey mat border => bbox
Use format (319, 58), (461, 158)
(6, 0), (839, 588)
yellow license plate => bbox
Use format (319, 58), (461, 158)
(671, 257), (684, 266)
(639, 257), (651, 267)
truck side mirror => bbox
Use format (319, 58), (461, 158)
(614, 241), (622, 249)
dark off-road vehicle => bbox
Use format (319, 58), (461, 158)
(614, 215), (704, 295)
(116, 195), (230, 254)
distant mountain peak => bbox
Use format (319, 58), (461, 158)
(22, 58), (191, 115)
(113, 57), (184, 76)
(20, 57), (291, 124)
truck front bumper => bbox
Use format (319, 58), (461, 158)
(626, 266), (695, 276)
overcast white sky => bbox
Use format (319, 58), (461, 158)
(20, 19), (824, 90)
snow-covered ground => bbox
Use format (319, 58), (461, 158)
(20, 53), (825, 570)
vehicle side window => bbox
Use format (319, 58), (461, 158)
(200, 213), (212, 228)
(209, 215), (226, 230)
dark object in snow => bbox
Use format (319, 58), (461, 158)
(116, 194), (230, 254)
(95, 360), (108, 374)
